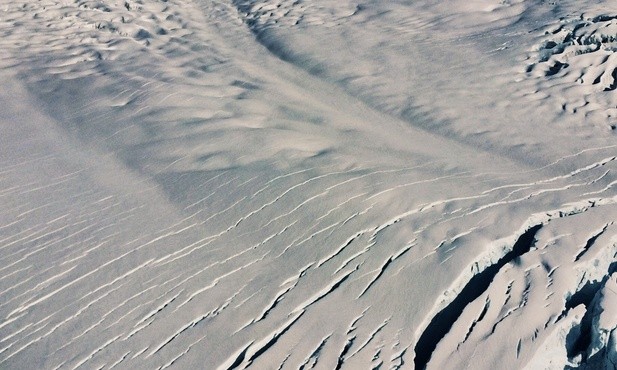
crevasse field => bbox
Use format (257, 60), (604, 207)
(1, 0), (617, 368)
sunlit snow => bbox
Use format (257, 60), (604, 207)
(1, 0), (616, 369)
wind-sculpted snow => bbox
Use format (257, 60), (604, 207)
(525, 13), (617, 130)
(1, 0), (616, 369)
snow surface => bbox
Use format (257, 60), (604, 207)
(1, 0), (617, 369)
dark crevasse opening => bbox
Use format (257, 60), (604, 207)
(414, 225), (543, 370)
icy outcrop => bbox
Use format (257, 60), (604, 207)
(587, 273), (617, 367)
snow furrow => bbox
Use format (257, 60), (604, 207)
(357, 244), (413, 299)
(574, 223), (613, 262)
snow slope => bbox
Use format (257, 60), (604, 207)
(0, 0), (616, 368)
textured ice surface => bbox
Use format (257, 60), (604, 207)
(0, 0), (616, 369)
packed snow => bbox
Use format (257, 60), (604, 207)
(1, 0), (616, 369)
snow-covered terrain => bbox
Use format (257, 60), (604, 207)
(1, 0), (616, 368)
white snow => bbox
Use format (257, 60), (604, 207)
(1, 0), (616, 369)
